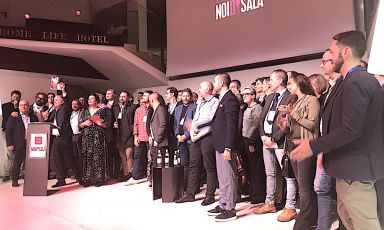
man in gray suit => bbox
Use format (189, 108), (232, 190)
(149, 92), (169, 164)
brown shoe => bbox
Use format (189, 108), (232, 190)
(277, 208), (297, 222)
(253, 203), (277, 214)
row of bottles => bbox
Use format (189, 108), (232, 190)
(156, 149), (181, 168)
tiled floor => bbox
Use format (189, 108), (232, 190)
(0, 178), (300, 230)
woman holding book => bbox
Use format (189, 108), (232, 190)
(79, 93), (109, 187)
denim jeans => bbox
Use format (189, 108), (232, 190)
(314, 167), (333, 230)
(178, 142), (190, 187)
(263, 146), (297, 209)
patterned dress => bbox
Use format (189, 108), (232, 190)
(80, 107), (109, 183)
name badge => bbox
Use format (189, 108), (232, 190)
(264, 123), (272, 134)
(267, 111), (276, 122)
(143, 115), (147, 123)
(179, 118), (185, 126)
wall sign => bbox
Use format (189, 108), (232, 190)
(0, 26), (124, 46)
(215, 0), (264, 21)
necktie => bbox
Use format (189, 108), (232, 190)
(270, 93), (280, 111)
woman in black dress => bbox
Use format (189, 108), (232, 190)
(79, 94), (109, 187)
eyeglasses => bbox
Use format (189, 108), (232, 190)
(242, 93), (254, 96)
(321, 59), (333, 65)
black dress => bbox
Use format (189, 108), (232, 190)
(80, 107), (109, 183)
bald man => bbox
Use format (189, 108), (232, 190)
(149, 93), (170, 166)
(6, 100), (38, 187)
(176, 81), (219, 206)
(48, 86), (79, 188)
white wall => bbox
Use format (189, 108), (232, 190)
(0, 69), (56, 105)
(0, 69), (89, 108)
(133, 59), (323, 96)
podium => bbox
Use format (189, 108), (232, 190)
(23, 122), (54, 196)
(152, 166), (184, 203)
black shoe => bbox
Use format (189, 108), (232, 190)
(48, 174), (56, 180)
(52, 179), (66, 188)
(175, 194), (195, 203)
(82, 181), (93, 187)
(215, 209), (237, 222)
(201, 196), (215, 206)
(94, 182), (103, 187)
(12, 181), (20, 187)
(2, 176), (10, 182)
(207, 205), (224, 216)
(250, 198), (265, 205)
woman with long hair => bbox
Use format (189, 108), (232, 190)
(278, 72), (320, 230)
(79, 93), (109, 187)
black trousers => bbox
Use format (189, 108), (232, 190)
(291, 155), (318, 229)
(52, 136), (79, 180)
(107, 141), (120, 178)
(186, 134), (218, 197)
(11, 149), (25, 181)
(243, 137), (266, 202)
(132, 141), (149, 179)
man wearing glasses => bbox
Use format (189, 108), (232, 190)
(31, 92), (48, 122)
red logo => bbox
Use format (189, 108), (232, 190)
(34, 136), (43, 145)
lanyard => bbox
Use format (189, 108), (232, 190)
(345, 65), (360, 78)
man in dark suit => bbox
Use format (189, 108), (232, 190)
(6, 100), (38, 187)
(253, 69), (297, 223)
(173, 88), (196, 188)
(149, 92), (169, 171)
(207, 73), (239, 222)
(1, 90), (21, 182)
(165, 87), (182, 153)
(375, 74), (384, 229)
(291, 31), (384, 229)
(113, 91), (136, 182)
(48, 84), (79, 188)
(316, 50), (345, 230)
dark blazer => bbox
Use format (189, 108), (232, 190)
(47, 96), (72, 139)
(310, 67), (384, 181)
(150, 105), (169, 147)
(6, 113), (38, 151)
(259, 89), (293, 148)
(173, 103), (197, 145)
(212, 90), (240, 153)
(113, 102), (136, 148)
(1, 102), (19, 131)
(167, 101), (182, 148)
(320, 77), (343, 135)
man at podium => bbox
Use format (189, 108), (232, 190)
(5, 100), (38, 187)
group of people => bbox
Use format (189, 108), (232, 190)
(1, 30), (384, 229)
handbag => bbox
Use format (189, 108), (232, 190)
(281, 136), (295, 178)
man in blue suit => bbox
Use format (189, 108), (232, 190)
(173, 88), (196, 188)
(208, 73), (239, 222)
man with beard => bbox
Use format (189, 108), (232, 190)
(1, 90), (21, 182)
(132, 90), (152, 181)
(207, 73), (239, 222)
(113, 91), (136, 182)
(31, 92), (48, 122)
(291, 31), (384, 229)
